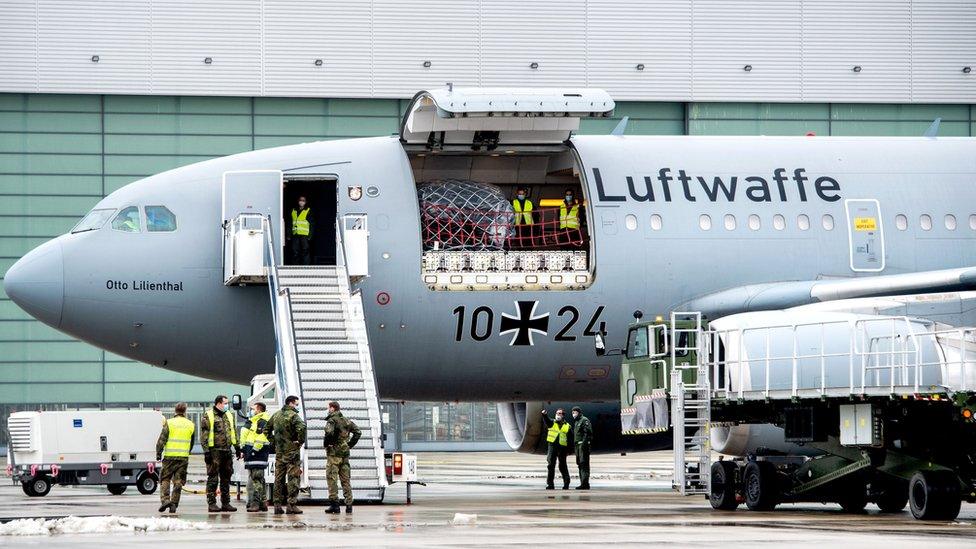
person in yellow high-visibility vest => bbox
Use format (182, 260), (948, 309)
(288, 196), (314, 265)
(155, 402), (195, 514)
(559, 188), (583, 247)
(512, 187), (534, 248)
(201, 394), (242, 513)
(541, 408), (571, 490)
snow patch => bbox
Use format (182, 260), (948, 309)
(451, 513), (477, 525)
(0, 516), (211, 537)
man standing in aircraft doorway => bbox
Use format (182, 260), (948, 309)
(201, 395), (242, 513)
(288, 195), (314, 265)
(541, 408), (571, 490)
(571, 406), (592, 490)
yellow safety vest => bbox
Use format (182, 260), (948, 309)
(206, 409), (237, 447)
(513, 199), (533, 225)
(291, 208), (311, 236)
(546, 421), (570, 446)
(162, 416), (195, 458)
(240, 412), (270, 451)
(560, 203), (580, 229)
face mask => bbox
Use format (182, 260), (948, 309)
(517, 194), (525, 200)
(555, 414), (564, 421)
(565, 195), (573, 202)
(572, 412), (579, 419)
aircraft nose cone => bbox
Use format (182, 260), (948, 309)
(3, 239), (64, 328)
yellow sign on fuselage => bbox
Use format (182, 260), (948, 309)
(854, 217), (877, 231)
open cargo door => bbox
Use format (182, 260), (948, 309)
(400, 87), (615, 150)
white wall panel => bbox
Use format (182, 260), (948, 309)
(586, 0), (691, 100)
(372, 0), (480, 98)
(151, 0), (262, 96)
(37, 0), (150, 94)
(480, 0), (587, 88)
(264, 0), (372, 97)
(911, 0), (976, 102)
(801, 0), (911, 102)
(692, 0), (802, 101)
(0, 0), (38, 93)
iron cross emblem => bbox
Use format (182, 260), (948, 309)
(499, 300), (550, 346)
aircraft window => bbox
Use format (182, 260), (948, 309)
(625, 214), (638, 231)
(895, 214), (908, 231)
(920, 214), (932, 231)
(626, 327), (649, 359)
(71, 208), (116, 233)
(970, 214), (976, 230)
(945, 214), (957, 231)
(821, 214), (834, 231)
(650, 214), (663, 231)
(146, 205), (177, 232)
(724, 214), (736, 231)
(699, 214), (712, 230)
(111, 206), (141, 233)
(772, 214), (785, 231)
(797, 214), (810, 231)
(748, 214), (761, 231)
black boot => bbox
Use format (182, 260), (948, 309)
(220, 502), (237, 512)
(345, 504), (353, 514)
(208, 503), (221, 513)
(169, 503), (178, 513)
(274, 505), (285, 515)
(286, 504), (303, 514)
(325, 500), (341, 514)
(158, 502), (170, 513)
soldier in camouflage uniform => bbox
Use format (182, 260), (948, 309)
(155, 402), (195, 514)
(324, 401), (361, 514)
(571, 406), (593, 490)
(264, 394), (307, 515)
(200, 394), (242, 512)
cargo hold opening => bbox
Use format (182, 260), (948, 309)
(398, 88), (614, 292)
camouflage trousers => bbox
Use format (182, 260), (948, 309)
(159, 458), (188, 507)
(247, 468), (266, 507)
(205, 450), (234, 505)
(326, 452), (353, 505)
(274, 453), (302, 506)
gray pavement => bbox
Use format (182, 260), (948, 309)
(1, 451), (973, 547)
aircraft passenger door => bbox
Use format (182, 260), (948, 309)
(222, 170), (284, 257)
(845, 199), (885, 272)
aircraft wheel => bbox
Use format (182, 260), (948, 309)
(909, 470), (961, 521)
(837, 478), (868, 513)
(136, 472), (158, 495)
(709, 461), (739, 511)
(876, 479), (909, 513)
(27, 476), (52, 497)
(107, 483), (128, 496)
(743, 461), (778, 512)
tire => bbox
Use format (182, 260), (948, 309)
(876, 479), (909, 513)
(21, 482), (36, 497)
(27, 476), (52, 497)
(837, 478), (868, 513)
(710, 461), (739, 511)
(107, 483), (127, 495)
(743, 461), (778, 512)
(136, 472), (158, 495)
(909, 470), (961, 521)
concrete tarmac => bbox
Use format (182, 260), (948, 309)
(1, 451), (973, 547)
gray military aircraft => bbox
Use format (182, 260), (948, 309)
(6, 88), (976, 453)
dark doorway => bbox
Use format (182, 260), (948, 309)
(283, 178), (337, 265)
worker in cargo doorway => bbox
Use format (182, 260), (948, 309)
(541, 408), (571, 490)
(571, 406), (592, 490)
(156, 402), (195, 514)
(512, 187), (535, 249)
(559, 188), (583, 248)
(241, 401), (271, 512)
(265, 395), (307, 515)
(201, 394), (242, 513)
(288, 195), (314, 265)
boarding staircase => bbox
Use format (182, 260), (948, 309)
(669, 312), (711, 496)
(227, 213), (386, 502)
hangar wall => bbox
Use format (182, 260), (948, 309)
(1, 93), (974, 449)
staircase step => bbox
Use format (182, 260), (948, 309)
(297, 371), (367, 381)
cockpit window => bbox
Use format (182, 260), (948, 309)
(626, 327), (649, 359)
(71, 208), (116, 233)
(111, 206), (141, 233)
(146, 205), (177, 232)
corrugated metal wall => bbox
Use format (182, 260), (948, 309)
(1, 0), (973, 102)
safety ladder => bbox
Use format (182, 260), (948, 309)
(670, 311), (712, 496)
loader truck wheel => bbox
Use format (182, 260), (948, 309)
(107, 483), (127, 495)
(909, 470), (961, 521)
(875, 479), (909, 513)
(709, 461), (739, 511)
(837, 478), (868, 513)
(743, 461), (778, 512)
(136, 472), (158, 495)
(25, 476), (51, 497)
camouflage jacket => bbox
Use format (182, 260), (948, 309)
(573, 415), (593, 445)
(200, 407), (239, 452)
(324, 411), (361, 458)
(264, 405), (307, 457)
